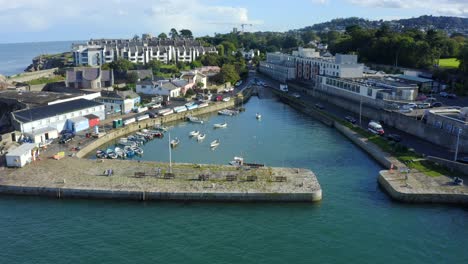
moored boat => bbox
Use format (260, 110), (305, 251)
(189, 130), (200, 137)
(170, 138), (180, 148)
(186, 115), (204, 124)
(197, 133), (206, 141)
(213, 122), (227, 128)
(256, 113), (262, 119)
(210, 139), (220, 148)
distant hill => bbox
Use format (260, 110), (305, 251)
(299, 15), (468, 35)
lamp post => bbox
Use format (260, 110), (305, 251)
(359, 95), (363, 127)
(454, 128), (462, 162)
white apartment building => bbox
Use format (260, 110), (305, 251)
(73, 37), (217, 66)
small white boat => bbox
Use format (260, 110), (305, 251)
(256, 113), (262, 119)
(170, 138), (180, 148)
(197, 133), (206, 141)
(210, 139), (220, 148)
(218, 109), (233, 116)
(189, 130), (200, 137)
(229, 156), (244, 166)
(187, 115), (204, 124)
(213, 122), (227, 128)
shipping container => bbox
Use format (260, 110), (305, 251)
(84, 114), (100, 127)
(113, 119), (123, 129)
(5, 143), (37, 168)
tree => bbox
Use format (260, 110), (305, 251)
(147, 59), (162, 74)
(185, 88), (195, 98)
(133, 34), (140, 41)
(109, 58), (134, 73)
(158, 33), (168, 39)
(126, 72), (139, 84)
(169, 28), (179, 39)
(458, 45), (468, 74)
(179, 29), (193, 39)
(190, 60), (202, 69)
(219, 64), (239, 84)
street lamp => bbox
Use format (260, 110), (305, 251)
(454, 128), (462, 162)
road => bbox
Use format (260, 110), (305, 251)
(255, 73), (461, 160)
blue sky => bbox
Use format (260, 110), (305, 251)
(1, 0), (467, 43)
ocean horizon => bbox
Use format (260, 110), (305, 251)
(0, 40), (83, 77)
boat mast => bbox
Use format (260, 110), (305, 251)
(169, 132), (172, 173)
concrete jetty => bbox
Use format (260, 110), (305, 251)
(0, 158), (322, 202)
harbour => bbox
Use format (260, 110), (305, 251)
(1, 92), (467, 263)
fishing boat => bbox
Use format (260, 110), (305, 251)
(189, 130), (200, 137)
(154, 124), (168, 132)
(123, 146), (135, 157)
(197, 133), (206, 141)
(186, 115), (204, 124)
(256, 113), (262, 119)
(96, 150), (107, 159)
(170, 138), (180, 148)
(210, 139), (220, 148)
(131, 146), (144, 156)
(218, 109), (233, 116)
(213, 122), (227, 128)
(114, 147), (126, 159)
(106, 149), (118, 159)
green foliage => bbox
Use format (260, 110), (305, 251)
(126, 72), (139, 84)
(169, 28), (179, 39)
(109, 58), (134, 73)
(158, 33), (168, 39)
(184, 88), (195, 97)
(219, 64), (240, 84)
(27, 75), (65, 85)
(179, 29), (193, 38)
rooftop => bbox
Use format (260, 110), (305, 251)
(12, 99), (103, 123)
(6, 143), (37, 156)
(0, 91), (80, 107)
(396, 74), (433, 83)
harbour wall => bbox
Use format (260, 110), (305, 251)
(377, 171), (468, 204)
(274, 89), (468, 204)
(0, 185), (321, 202)
(76, 88), (252, 158)
(288, 82), (468, 153)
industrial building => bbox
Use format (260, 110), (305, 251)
(10, 99), (105, 143)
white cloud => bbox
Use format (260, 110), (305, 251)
(0, 0), (261, 37)
(348, 0), (468, 17)
(311, 0), (329, 4)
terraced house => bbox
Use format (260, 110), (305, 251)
(72, 36), (218, 66)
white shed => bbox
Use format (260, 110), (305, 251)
(6, 143), (38, 168)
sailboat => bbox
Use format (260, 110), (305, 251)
(197, 133), (206, 141)
(213, 122), (227, 128)
(189, 130), (200, 137)
(170, 138), (180, 148)
(256, 113), (262, 119)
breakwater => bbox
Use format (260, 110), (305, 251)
(0, 158), (322, 202)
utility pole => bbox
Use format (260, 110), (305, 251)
(359, 95), (363, 127)
(454, 129), (462, 162)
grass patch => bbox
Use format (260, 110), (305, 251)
(438, 58), (460, 69)
(27, 75), (64, 85)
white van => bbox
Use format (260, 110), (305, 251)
(368, 121), (385, 135)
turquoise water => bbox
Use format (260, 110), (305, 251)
(1, 97), (467, 263)
(0, 41), (78, 76)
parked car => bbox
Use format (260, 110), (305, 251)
(315, 103), (324, 109)
(291, 92), (301, 98)
(416, 94), (427, 101)
(425, 97), (437, 103)
(431, 102), (443, 107)
(439, 91), (448, 97)
(59, 134), (74, 144)
(148, 111), (157, 118)
(416, 103), (431, 109)
(399, 108), (413, 113)
(447, 93), (457, 99)
(162, 100), (171, 106)
(345, 116), (357, 124)
(386, 134), (402, 142)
